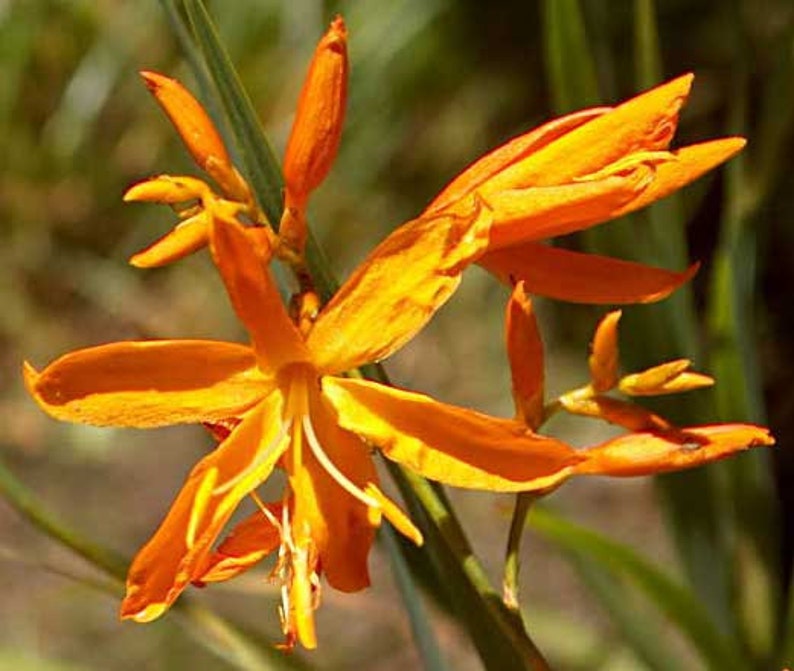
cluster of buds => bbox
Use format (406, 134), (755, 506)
(558, 310), (714, 434)
(126, 17), (348, 274)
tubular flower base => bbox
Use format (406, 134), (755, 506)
(424, 75), (745, 304)
(24, 211), (587, 649)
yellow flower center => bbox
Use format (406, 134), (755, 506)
(281, 362), (380, 509)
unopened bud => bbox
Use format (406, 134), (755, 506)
(619, 359), (713, 396)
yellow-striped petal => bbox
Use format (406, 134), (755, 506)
(425, 107), (608, 215)
(323, 377), (581, 492)
(23, 340), (269, 428)
(121, 393), (288, 621)
(210, 216), (310, 371)
(308, 207), (490, 374)
(195, 502), (283, 584)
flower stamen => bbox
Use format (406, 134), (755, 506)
(301, 414), (381, 509)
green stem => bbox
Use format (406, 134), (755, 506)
(504, 492), (539, 612)
(0, 455), (128, 581)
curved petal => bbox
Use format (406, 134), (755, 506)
(121, 392), (288, 622)
(129, 213), (210, 268)
(195, 502), (284, 583)
(288, 390), (378, 592)
(425, 107), (608, 215)
(484, 168), (650, 249)
(210, 216), (310, 371)
(24, 340), (269, 428)
(575, 423), (774, 478)
(506, 283), (544, 429)
(610, 138), (746, 220)
(322, 377), (582, 492)
(479, 242), (698, 304)
(484, 74), (693, 191)
(308, 207), (491, 374)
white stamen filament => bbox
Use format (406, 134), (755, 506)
(212, 418), (291, 496)
(301, 414), (381, 510)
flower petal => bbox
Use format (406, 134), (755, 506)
(425, 107), (608, 215)
(289, 391), (378, 592)
(323, 377), (582, 492)
(194, 502), (283, 583)
(23, 341), (269, 428)
(479, 242), (698, 304)
(506, 282), (544, 429)
(575, 423), (774, 478)
(121, 393), (288, 622)
(484, 154), (669, 248)
(210, 216), (311, 371)
(483, 74), (693, 191)
(129, 212), (210, 268)
(308, 207), (491, 373)
(609, 138), (746, 220)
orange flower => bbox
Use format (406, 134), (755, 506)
(423, 75), (745, 304)
(24, 208), (586, 649)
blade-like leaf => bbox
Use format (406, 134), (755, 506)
(182, 0), (284, 227)
(389, 463), (552, 671)
(382, 523), (448, 671)
(542, 0), (600, 113)
(0, 455), (303, 671)
(530, 507), (749, 671)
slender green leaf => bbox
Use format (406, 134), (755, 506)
(389, 464), (551, 671)
(705, 12), (781, 657)
(530, 507), (749, 671)
(382, 523), (448, 671)
(182, 0), (284, 227)
(542, 0), (599, 112)
(630, 0), (734, 634)
(0, 455), (302, 671)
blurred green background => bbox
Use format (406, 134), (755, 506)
(1, 0), (792, 669)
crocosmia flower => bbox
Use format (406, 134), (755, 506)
(24, 207), (590, 648)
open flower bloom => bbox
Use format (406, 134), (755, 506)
(24, 206), (603, 649)
(422, 75), (746, 304)
(126, 17), (347, 267)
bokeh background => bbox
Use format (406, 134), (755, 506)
(1, 1), (792, 669)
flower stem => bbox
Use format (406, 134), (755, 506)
(504, 491), (540, 612)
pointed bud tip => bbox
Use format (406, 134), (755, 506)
(139, 70), (170, 93)
(329, 15), (347, 39)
